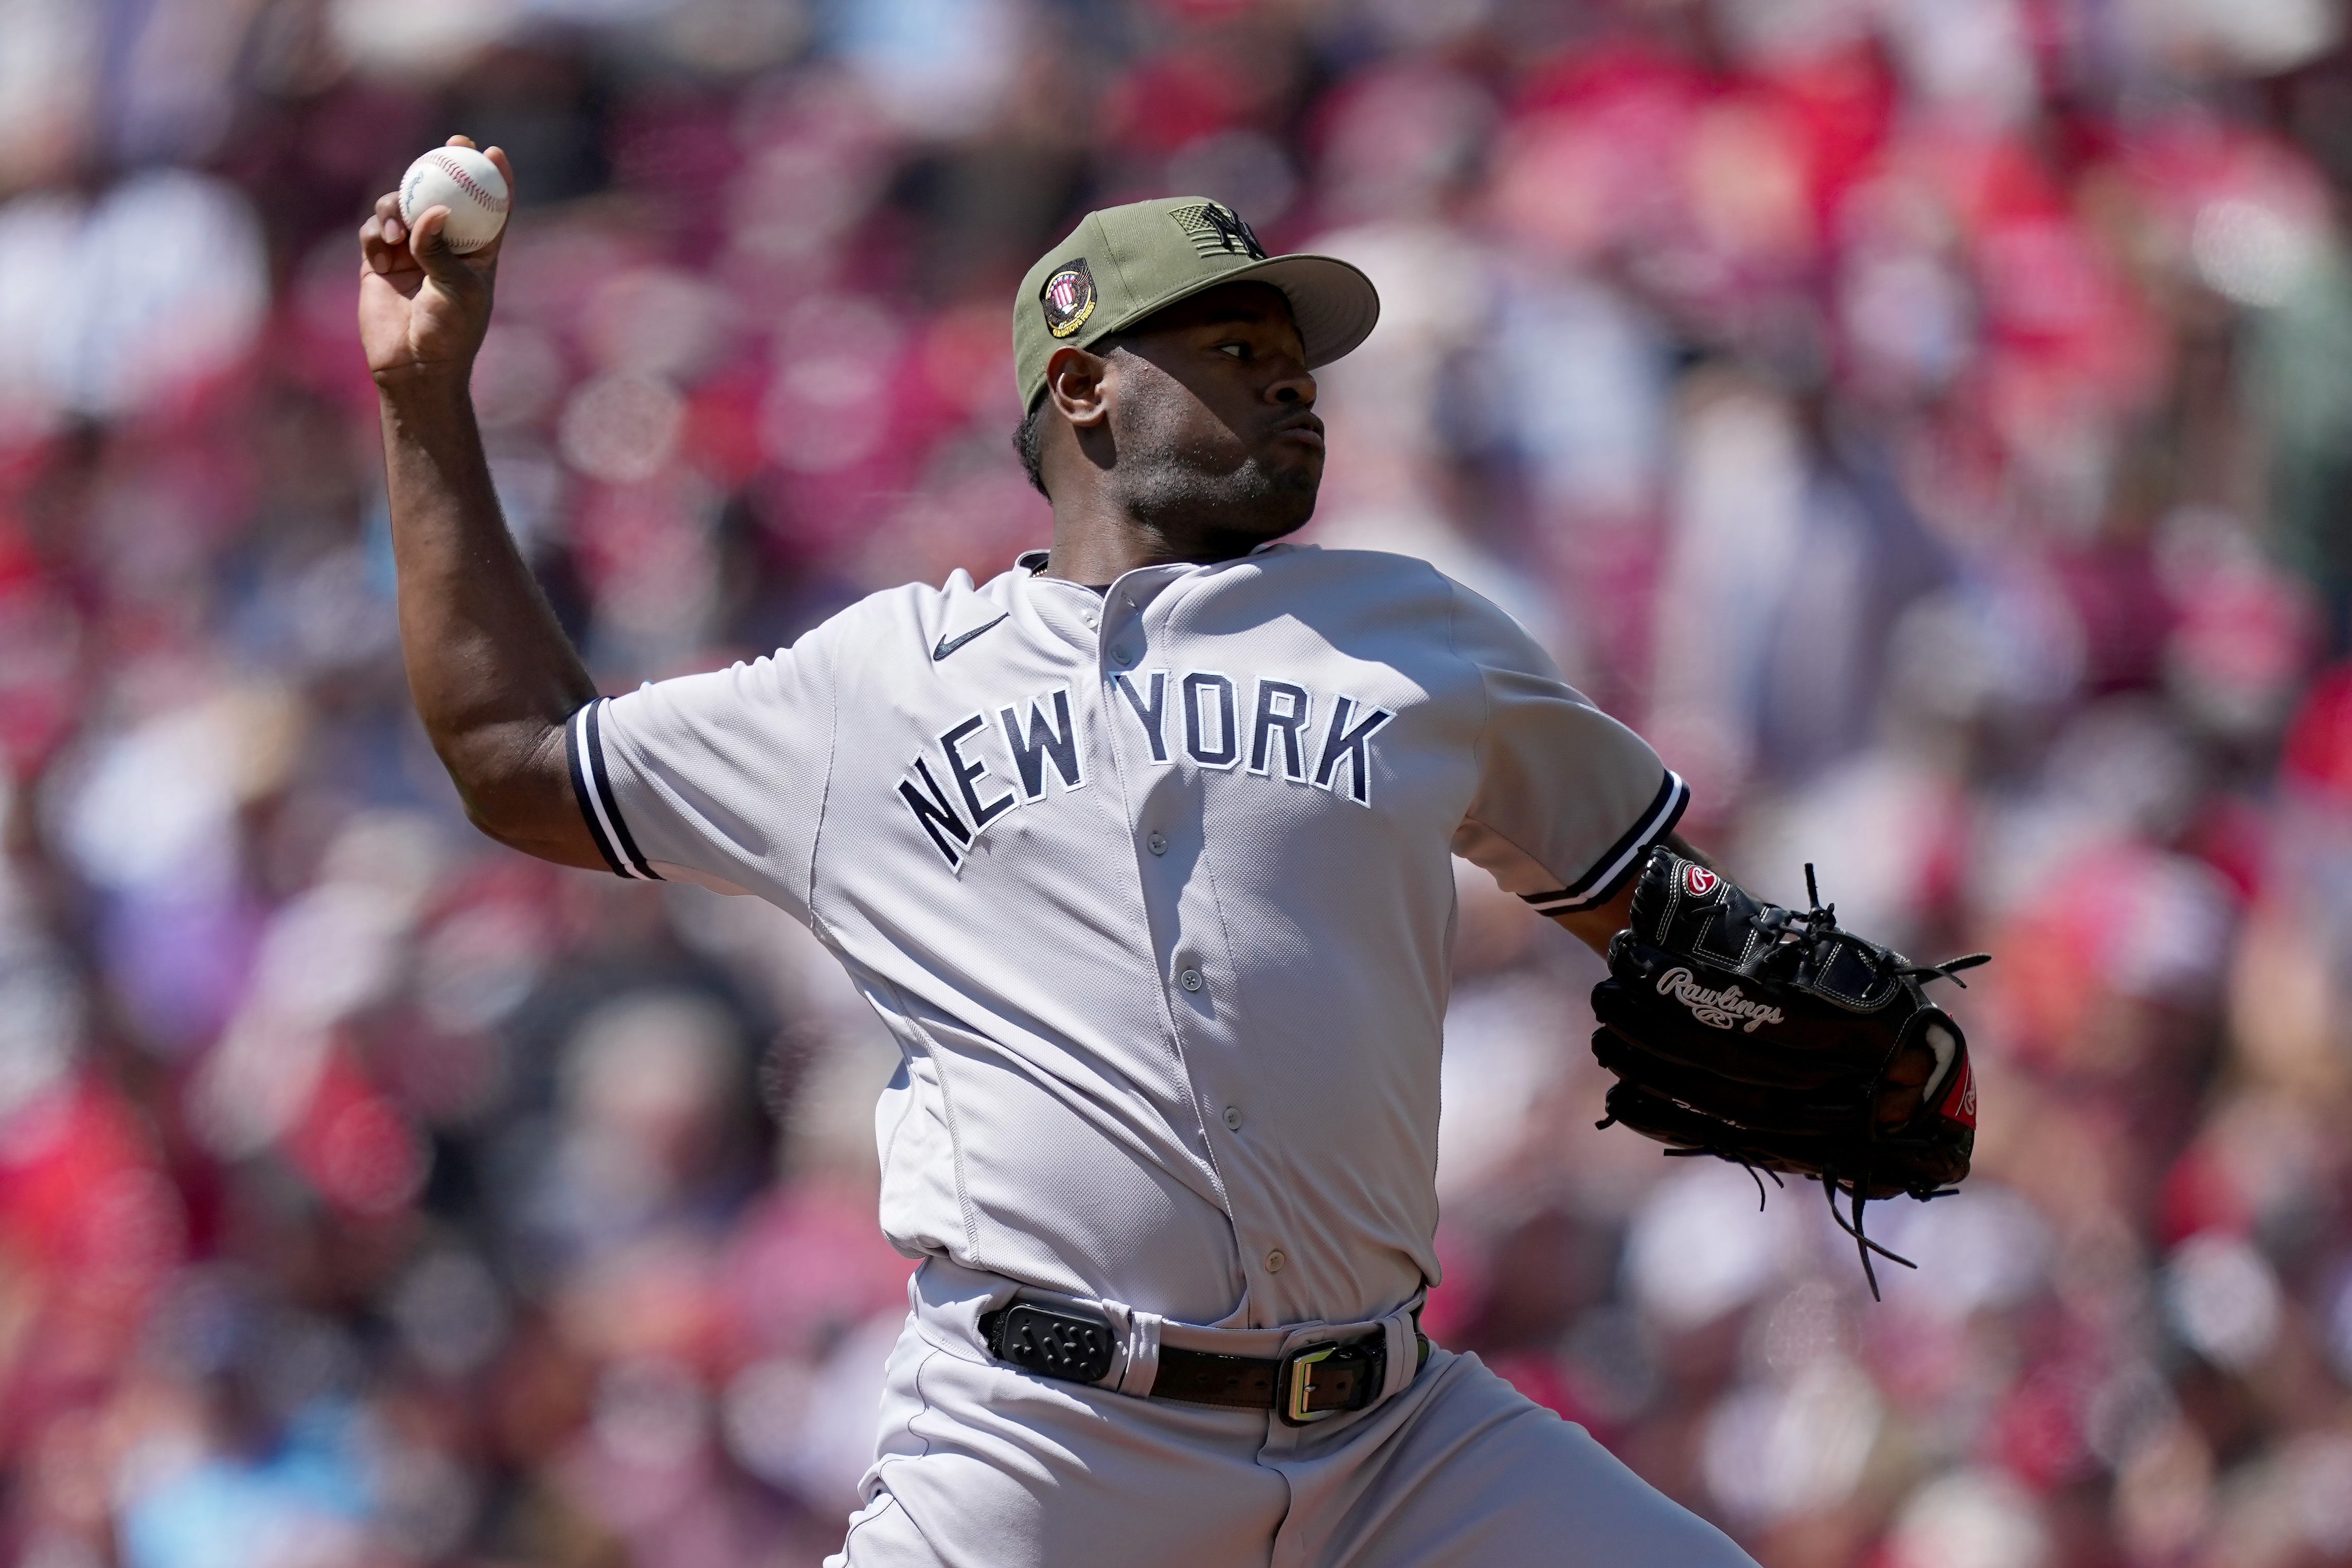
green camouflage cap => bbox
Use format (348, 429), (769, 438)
(1014, 197), (1380, 410)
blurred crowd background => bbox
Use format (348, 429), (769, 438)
(6, 0), (2352, 1565)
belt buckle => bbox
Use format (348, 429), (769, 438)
(1278, 1338), (1380, 1427)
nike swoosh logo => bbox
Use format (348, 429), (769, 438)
(932, 614), (1009, 662)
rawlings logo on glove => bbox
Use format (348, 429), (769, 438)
(1590, 848), (1990, 1296)
(1654, 967), (1784, 1032)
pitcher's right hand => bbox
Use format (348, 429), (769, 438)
(359, 135), (514, 388)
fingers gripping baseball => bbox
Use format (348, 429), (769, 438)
(357, 136), (514, 383)
(406, 205), (490, 305)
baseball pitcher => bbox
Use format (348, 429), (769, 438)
(363, 137), (1979, 1567)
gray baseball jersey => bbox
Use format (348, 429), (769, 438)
(567, 543), (1685, 1330)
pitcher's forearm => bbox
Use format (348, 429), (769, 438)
(379, 374), (598, 851)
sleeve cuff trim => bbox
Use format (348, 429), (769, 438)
(1517, 770), (1687, 914)
(567, 699), (661, 881)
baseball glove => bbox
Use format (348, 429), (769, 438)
(1590, 847), (1988, 1295)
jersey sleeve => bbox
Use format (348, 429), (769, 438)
(565, 614), (847, 918)
(1447, 581), (1687, 916)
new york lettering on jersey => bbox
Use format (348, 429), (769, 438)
(896, 670), (1395, 870)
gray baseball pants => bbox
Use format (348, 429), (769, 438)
(824, 1260), (1758, 1568)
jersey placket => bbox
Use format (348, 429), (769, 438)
(1084, 567), (1232, 1202)
(1094, 564), (1303, 1329)
(1019, 566), (1237, 1225)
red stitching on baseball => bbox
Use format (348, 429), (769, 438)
(424, 150), (510, 213)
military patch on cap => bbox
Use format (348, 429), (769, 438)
(1171, 201), (1267, 260)
(1041, 258), (1097, 339)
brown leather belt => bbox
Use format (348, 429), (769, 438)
(978, 1300), (1428, 1427)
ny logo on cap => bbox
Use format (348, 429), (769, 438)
(1172, 202), (1267, 261)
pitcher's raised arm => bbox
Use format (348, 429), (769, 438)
(362, 138), (602, 869)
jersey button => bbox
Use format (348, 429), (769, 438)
(1179, 968), (1203, 992)
(1223, 1105), (1244, 1131)
(1110, 645), (1134, 667)
(1264, 1249), (1286, 1273)
(1147, 832), (1168, 856)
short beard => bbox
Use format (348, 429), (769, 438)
(1092, 341), (1323, 551)
(1118, 447), (1320, 544)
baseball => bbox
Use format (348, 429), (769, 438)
(398, 145), (509, 254)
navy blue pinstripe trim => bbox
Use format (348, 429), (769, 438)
(566, 699), (661, 881)
(566, 701), (627, 878)
(1519, 770), (1688, 915)
(583, 700), (661, 881)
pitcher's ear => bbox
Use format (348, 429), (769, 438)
(1045, 345), (1111, 429)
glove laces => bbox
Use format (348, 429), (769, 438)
(1749, 864), (1991, 990)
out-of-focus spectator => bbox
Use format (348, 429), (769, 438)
(5, 3), (2352, 1564)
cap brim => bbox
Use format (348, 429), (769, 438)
(1113, 252), (1381, 372)
(1236, 254), (1382, 370)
